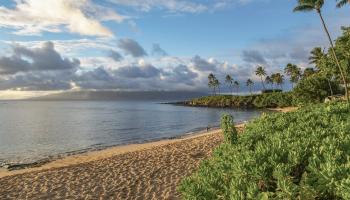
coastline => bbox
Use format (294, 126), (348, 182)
(0, 125), (243, 179)
(0, 125), (242, 199)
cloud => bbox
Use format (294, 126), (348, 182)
(108, 50), (124, 62)
(0, 41), (80, 75)
(191, 55), (217, 71)
(108, 0), (207, 13)
(242, 50), (267, 64)
(115, 64), (160, 78)
(118, 39), (148, 58)
(0, 0), (125, 37)
(151, 44), (168, 56)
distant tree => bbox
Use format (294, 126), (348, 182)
(303, 68), (316, 78)
(285, 63), (301, 88)
(246, 79), (254, 95)
(294, 0), (349, 102)
(234, 81), (240, 94)
(214, 78), (221, 95)
(336, 0), (349, 8)
(255, 65), (266, 90)
(272, 73), (284, 90)
(265, 76), (273, 89)
(225, 75), (234, 95)
(208, 73), (216, 95)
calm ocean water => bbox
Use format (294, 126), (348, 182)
(0, 100), (262, 168)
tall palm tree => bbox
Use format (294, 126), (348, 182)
(246, 79), (254, 95)
(272, 73), (284, 90)
(214, 78), (221, 95)
(284, 63), (301, 88)
(336, 0), (349, 8)
(294, 0), (349, 102)
(208, 73), (216, 95)
(309, 47), (325, 66)
(255, 65), (267, 90)
(225, 75), (234, 95)
(234, 81), (240, 94)
(265, 76), (273, 90)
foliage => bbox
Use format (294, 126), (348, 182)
(179, 102), (350, 199)
(185, 92), (294, 108)
(220, 114), (238, 144)
(293, 75), (341, 104)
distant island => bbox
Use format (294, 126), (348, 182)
(29, 90), (207, 102)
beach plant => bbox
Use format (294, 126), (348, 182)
(179, 102), (350, 199)
(294, 0), (349, 103)
(220, 114), (238, 144)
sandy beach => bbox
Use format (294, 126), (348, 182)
(0, 125), (246, 200)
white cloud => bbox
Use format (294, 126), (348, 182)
(108, 0), (208, 13)
(0, 0), (125, 37)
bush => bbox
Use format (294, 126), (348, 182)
(220, 114), (238, 144)
(179, 102), (350, 199)
(293, 76), (341, 104)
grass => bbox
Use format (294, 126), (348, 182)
(179, 102), (350, 199)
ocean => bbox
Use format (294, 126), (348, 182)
(0, 100), (262, 168)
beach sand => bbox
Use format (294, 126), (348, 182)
(0, 125), (245, 200)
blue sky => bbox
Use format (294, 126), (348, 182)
(0, 0), (349, 98)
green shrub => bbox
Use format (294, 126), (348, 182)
(179, 102), (350, 199)
(220, 114), (238, 144)
(293, 76), (341, 104)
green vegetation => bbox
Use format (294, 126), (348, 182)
(293, 76), (341, 104)
(184, 92), (294, 108)
(179, 102), (350, 199)
(220, 114), (238, 144)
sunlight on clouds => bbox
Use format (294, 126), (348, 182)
(0, 90), (61, 100)
(0, 0), (125, 37)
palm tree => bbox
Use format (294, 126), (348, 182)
(309, 47), (335, 95)
(336, 0), (349, 8)
(284, 63), (301, 88)
(294, 0), (349, 102)
(214, 78), (221, 95)
(303, 68), (316, 78)
(272, 73), (284, 90)
(208, 73), (216, 95)
(255, 65), (266, 90)
(246, 79), (254, 95)
(234, 81), (240, 94)
(265, 76), (273, 90)
(225, 75), (234, 95)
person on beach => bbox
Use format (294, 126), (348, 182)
(206, 126), (210, 132)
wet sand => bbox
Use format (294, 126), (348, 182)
(0, 126), (246, 200)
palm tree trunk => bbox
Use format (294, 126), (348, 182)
(318, 9), (349, 103)
(327, 79), (334, 96)
(260, 77), (265, 90)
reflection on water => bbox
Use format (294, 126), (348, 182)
(0, 101), (262, 166)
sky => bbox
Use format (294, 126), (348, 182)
(0, 0), (349, 98)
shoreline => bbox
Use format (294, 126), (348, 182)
(0, 124), (244, 179)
